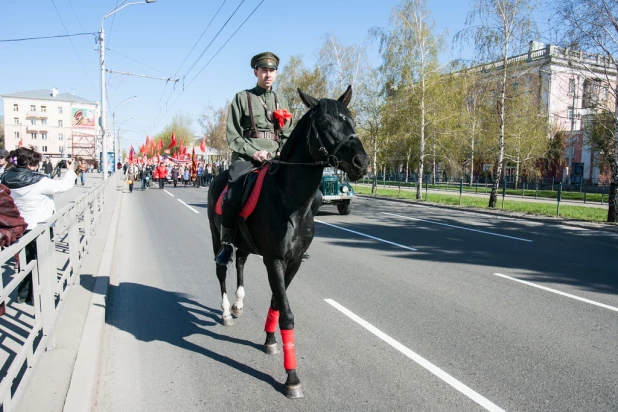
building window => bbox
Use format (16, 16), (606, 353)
(569, 79), (575, 95)
(41, 106), (47, 112)
(31, 132), (37, 140)
(58, 106), (63, 114)
(603, 86), (609, 100)
(13, 104), (18, 112)
(41, 133), (48, 140)
(41, 119), (47, 126)
(58, 120), (63, 127)
(30, 119), (36, 126)
(14, 132), (19, 139)
(58, 133), (64, 141)
(42, 146), (48, 152)
(30, 105), (36, 112)
(13, 118), (19, 125)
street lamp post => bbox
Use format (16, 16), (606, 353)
(113, 96), (137, 163)
(100, 0), (156, 179)
(115, 117), (134, 162)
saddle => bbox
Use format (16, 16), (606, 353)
(215, 165), (269, 220)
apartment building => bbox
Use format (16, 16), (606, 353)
(0, 88), (100, 164)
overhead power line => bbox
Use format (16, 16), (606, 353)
(173, 0), (227, 78)
(50, 0), (96, 91)
(154, 0), (266, 127)
(0, 33), (96, 43)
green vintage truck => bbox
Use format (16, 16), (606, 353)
(319, 167), (355, 215)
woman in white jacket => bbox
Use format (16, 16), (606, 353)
(1, 147), (76, 303)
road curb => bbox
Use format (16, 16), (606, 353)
(62, 189), (123, 412)
(357, 194), (618, 234)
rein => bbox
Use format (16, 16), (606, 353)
(269, 109), (358, 168)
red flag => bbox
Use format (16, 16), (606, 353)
(158, 139), (163, 150)
(191, 146), (197, 178)
(129, 145), (136, 162)
(167, 131), (177, 149)
(145, 135), (150, 146)
(18, 139), (23, 147)
(200, 136), (206, 153)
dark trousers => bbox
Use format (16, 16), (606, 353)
(17, 228), (54, 303)
(129, 182), (134, 193)
(221, 161), (255, 228)
(159, 178), (165, 189)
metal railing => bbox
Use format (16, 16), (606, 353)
(0, 173), (120, 412)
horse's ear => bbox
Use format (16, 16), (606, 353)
(298, 88), (319, 109)
(338, 85), (353, 107)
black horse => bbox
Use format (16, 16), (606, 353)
(207, 86), (369, 398)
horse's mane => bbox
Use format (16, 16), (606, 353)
(280, 98), (352, 160)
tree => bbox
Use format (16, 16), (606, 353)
(153, 114), (194, 156)
(373, 0), (445, 199)
(456, 0), (538, 207)
(198, 104), (229, 160)
(318, 34), (368, 97)
(554, 0), (618, 221)
(585, 111), (615, 178)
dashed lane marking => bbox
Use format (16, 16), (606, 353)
(493, 273), (618, 313)
(382, 212), (533, 242)
(177, 199), (200, 214)
(325, 299), (505, 412)
(163, 190), (175, 197)
(315, 220), (418, 251)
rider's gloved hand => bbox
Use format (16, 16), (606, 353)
(252, 150), (270, 162)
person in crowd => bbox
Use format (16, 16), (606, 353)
(0, 149), (9, 178)
(78, 159), (87, 185)
(197, 163), (205, 188)
(156, 162), (168, 190)
(140, 165), (150, 190)
(171, 165), (180, 187)
(126, 163), (138, 194)
(1, 147), (76, 303)
(43, 158), (53, 178)
(181, 167), (189, 187)
(153, 165), (160, 189)
(206, 163), (212, 185)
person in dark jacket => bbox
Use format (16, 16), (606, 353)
(171, 165), (180, 187)
(43, 158), (53, 178)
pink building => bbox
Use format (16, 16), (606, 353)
(498, 42), (616, 183)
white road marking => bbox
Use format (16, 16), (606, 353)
(382, 212), (533, 242)
(325, 299), (505, 412)
(163, 190), (175, 197)
(315, 220), (418, 251)
(177, 199), (200, 214)
(493, 273), (618, 313)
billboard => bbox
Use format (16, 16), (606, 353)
(72, 107), (95, 128)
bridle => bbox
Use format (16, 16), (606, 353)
(269, 107), (358, 169)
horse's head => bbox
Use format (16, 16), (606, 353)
(298, 86), (369, 181)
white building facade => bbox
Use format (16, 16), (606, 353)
(0, 88), (100, 165)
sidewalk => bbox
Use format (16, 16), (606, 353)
(354, 183), (608, 209)
(55, 172), (105, 210)
(14, 176), (122, 412)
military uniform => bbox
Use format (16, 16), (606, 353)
(217, 52), (294, 266)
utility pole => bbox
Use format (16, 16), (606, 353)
(99, 25), (108, 179)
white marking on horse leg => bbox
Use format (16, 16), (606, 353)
(232, 286), (245, 317)
(221, 293), (233, 325)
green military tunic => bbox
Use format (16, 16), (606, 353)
(226, 84), (293, 163)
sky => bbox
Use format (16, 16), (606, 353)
(0, 0), (512, 152)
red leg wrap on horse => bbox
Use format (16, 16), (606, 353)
(264, 308), (280, 333)
(281, 329), (297, 370)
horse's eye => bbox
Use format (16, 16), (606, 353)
(340, 114), (347, 122)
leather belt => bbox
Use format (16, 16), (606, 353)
(243, 130), (280, 142)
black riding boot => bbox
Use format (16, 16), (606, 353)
(216, 225), (237, 266)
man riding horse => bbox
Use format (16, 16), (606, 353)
(216, 51), (294, 266)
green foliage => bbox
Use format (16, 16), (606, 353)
(585, 110), (615, 172)
(153, 114), (194, 155)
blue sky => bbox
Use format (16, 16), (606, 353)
(0, 0), (499, 151)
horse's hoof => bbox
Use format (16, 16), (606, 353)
(231, 304), (243, 317)
(264, 343), (279, 355)
(222, 316), (234, 326)
(285, 384), (304, 399)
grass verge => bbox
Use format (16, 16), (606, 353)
(354, 186), (608, 222)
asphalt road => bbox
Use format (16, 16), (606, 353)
(94, 182), (618, 412)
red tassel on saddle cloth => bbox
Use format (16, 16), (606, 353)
(264, 307), (279, 333)
(281, 329), (297, 370)
(273, 109), (292, 128)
